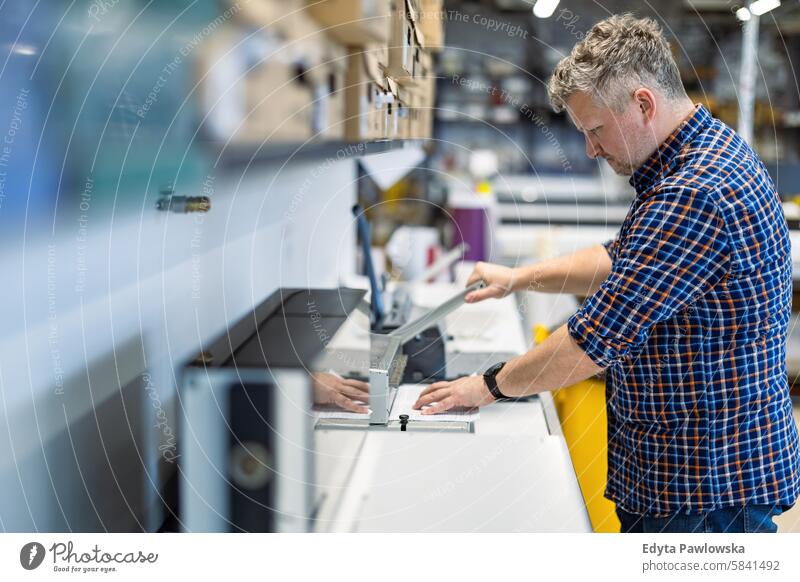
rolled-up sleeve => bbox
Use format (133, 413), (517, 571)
(601, 236), (618, 260)
(568, 186), (729, 368)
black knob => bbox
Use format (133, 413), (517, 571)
(399, 414), (409, 431)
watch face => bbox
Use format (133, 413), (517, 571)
(485, 362), (504, 376)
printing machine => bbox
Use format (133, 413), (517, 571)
(179, 287), (368, 532)
(179, 281), (590, 532)
(352, 204), (521, 382)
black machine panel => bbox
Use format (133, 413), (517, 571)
(228, 383), (275, 533)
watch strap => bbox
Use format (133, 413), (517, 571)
(484, 362), (508, 400)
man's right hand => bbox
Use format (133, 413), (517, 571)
(465, 262), (518, 303)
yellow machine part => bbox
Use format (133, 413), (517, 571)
(533, 324), (620, 533)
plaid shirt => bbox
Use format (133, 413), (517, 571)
(568, 104), (800, 516)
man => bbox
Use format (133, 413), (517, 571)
(413, 14), (800, 533)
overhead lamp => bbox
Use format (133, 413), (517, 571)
(749, 0), (781, 16)
(532, 0), (560, 19)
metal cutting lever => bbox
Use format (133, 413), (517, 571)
(409, 242), (470, 284)
(388, 280), (486, 345)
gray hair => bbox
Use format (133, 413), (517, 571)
(547, 14), (687, 113)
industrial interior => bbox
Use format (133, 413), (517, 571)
(1, 0), (800, 534)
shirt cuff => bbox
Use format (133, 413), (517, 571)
(567, 310), (617, 369)
(601, 238), (616, 259)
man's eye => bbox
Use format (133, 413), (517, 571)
(590, 126), (602, 135)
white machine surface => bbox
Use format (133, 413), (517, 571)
(318, 395), (591, 532)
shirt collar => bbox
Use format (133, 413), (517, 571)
(629, 104), (712, 193)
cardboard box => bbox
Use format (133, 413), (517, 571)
(281, 9), (346, 141)
(385, 0), (423, 79)
(418, 0), (444, 52)
(280, 8), (330, 69)
(196, 26), (313, 144)
(306, 0), (392, 46)
(307, 42), (348, 140)
(401, 75), (433, 139)
(403, 83), (420, 139)
(418, 72), (435, 138)
(228, 0), (304, 27)
(397, 85), (412, 139)
(344, 46), (392, 141)
(386, 1), (430, 86)
(241, 9), (350, 143)
(239, 60), (315, 144)
(416, 63), (437, 139)
(385, 77), (407, 139)
(407, 46), (432, 86)
(198, 15), (354, 145)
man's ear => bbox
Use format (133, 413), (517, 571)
(633, 88), (657, 124)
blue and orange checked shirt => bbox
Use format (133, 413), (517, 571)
(567, 104), (800, 516)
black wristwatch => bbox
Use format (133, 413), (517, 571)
(483, 361), (509, 400)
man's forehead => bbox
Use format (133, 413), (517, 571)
(565, 92), (603, 130)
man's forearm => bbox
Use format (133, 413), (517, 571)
(494, 324), (603, 397)
(513, 244), (612, 296)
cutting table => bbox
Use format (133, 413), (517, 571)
(313, 284), (592, 532)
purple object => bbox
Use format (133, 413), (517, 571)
(451, 206), (489, 262)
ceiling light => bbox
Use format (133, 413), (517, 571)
(532, 0), (560, 19)
(749, 0), (781, 16)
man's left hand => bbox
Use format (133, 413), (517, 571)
(412, 375), (496, 415)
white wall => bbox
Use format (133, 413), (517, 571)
(0, 157), (358, 532)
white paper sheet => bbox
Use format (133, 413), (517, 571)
(389, 384), (479, 422)
(313, 405), (371, 421)
(314, 384), (479, 423)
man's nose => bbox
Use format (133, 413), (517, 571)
(585, 134), (602, 159)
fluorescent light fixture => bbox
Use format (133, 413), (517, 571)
(11, 43), (37, 56)
(749, 0), (780, 16)
(532, 0), (560, 19)
(736, 7), (751, 20)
